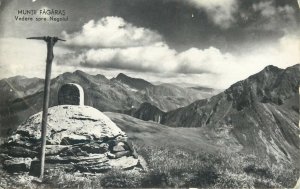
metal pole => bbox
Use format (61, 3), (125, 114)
(27, 36), (65, 181)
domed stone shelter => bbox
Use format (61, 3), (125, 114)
(0, 83), (144, 175)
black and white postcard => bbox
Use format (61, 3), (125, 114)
(0, 0), (299, 188)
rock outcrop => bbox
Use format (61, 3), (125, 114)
(161, 64), (300, 165)
(127, 102), (165, 123)
(112, 73), (154, 90)
(0, 105), (142, 175)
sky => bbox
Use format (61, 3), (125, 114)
(0, 0), (299, 89)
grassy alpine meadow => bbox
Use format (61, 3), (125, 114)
(0, 112), (299, 188)
(0, 145), (298, 188)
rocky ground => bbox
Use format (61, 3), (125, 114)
(0, 105), (145, 180)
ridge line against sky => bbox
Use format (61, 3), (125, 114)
(0, 0), (299, 89)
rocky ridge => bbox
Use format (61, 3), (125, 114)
(161, 64), (300, 166)
(112, 73), (154, 90)
(126, 102), (165, 123)
(0, 72), (217, 137)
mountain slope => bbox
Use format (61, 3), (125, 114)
(111, 73), (153, 90)
(162, 64), (299, 127)
(112, 75), (215, 111)
(105, 111), (299, 188)
(162, 64), (300, 165)
(105, 112), (221, 154)
(0, 71), (210, 137)
(126, 102), (165, 123)
(137, 83), (210, 111)
(0, 76), (44, 106)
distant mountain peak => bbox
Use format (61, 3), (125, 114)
(113, 73), (153, 90)
(225, 64), (300, 110)
(263, 64), (282, 72)
(243, 65), (282, 82)
(69, 70), (107, 81)
(290, 63), (300, 68)
(116, 73), (128, 79)
(73, 70), (88, 76)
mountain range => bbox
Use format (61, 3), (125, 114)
(138, 64), (300, 165)
(0, 63), (299, 180)
(0, 71), (217, 137)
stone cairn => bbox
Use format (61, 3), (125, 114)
(0, 83), (144, 176)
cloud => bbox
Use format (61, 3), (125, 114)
(77, 42), (178, 72)
(0, 38), (71, 79)
(181, 0), (297, 30)
(253, 1), (276, 17)
(176, 47), (234, 74)
(57, 32), (299, 88)
(62, 17), (162, 48)
(184, 0), (238, 29)
(57, 43), (235, 75)
(1, 17), (299, 89)
(251, 0), (297, 31)
(59, 17), (237, 75)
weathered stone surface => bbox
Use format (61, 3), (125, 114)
(46, 154), (107, 164)
(73, 156), (138, 173)
(13, 105), (126, 145)
(0, 105), (145, 174)
(109, 156), (139, 169)
(59, 146), (89, 157)
(60, 135), (91, 145)
(112, 142), (126, 152)
(45, 145), (70, 156)
(58, 83), (84, 106)
(5, 146), (37, 158)
(81, 143), (109, 154)
(3, 158), (32, 173)
(114, 151), (131, 159)
(0, 153), (10, 162)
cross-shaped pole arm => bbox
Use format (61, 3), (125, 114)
(27, 36), (66, 42)
(26, 36), (65, 181)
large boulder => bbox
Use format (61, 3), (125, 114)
(0, 105), (144, 175)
